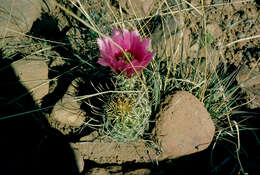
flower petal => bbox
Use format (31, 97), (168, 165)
(122, 29), (133, 51)
(97, 28), (154, 77)
(112, 28), (122, 36)
(141, 52), (154, 67)
(142, 38), (152, 51)
(97, 38), (106, 53)
(111, 28), (125, 51)
(97, 58), (110, 66)
(129, 30), (141, 52)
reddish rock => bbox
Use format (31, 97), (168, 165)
(153, 91), (215, 160)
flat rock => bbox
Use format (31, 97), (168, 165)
(0, 0), (42, 37)
(71, 139), (158, 164)
(153, 91), (215, 160)
(86, 166), (122, 175)
(124, 168), (151, 175)
(11, 57), (49, 104)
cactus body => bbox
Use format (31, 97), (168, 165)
(103, 76), (151, 142)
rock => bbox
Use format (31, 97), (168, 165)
(119, 0), (155, 18)
(11, 57), (49, 104)
(206, 23), (223, 40)
(236, 66), (260, 109)
(0, 0), (42, 37)
(153, 91), (215, 160)
(151, 16), (180, 58)
(152, 16), (220, 72)
(87, 168), (110, 175)
(83, 165), (122, 175)
(71, 139), (158, 164)
(125, 168), (151, 175)
(50, 78), (85, 128)
(85, 165), (150, 175)
(74, 150), (84, 173)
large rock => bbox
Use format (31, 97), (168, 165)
(0, 0), (42, 37)
(153, 91), (215, 160)
(11, 57), (49, 104)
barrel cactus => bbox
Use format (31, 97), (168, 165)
(103, 80), (151, 142)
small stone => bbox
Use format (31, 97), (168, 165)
(11, 57), (49, 104)
(153, 91), (215, 160)
(207, 23), (223, 40)
(50, 78), (85, 127)
(151, 16), (180, 58)
(120, 0), (155, 18)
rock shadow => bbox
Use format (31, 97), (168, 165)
(0, 49), (80, 175)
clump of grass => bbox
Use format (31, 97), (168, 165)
(56, 0), (242, 138)
(145, 55), (240, 132)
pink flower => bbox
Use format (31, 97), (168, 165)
(97, 28), (154, 77)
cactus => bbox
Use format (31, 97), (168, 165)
(103, 76), (151, 142)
